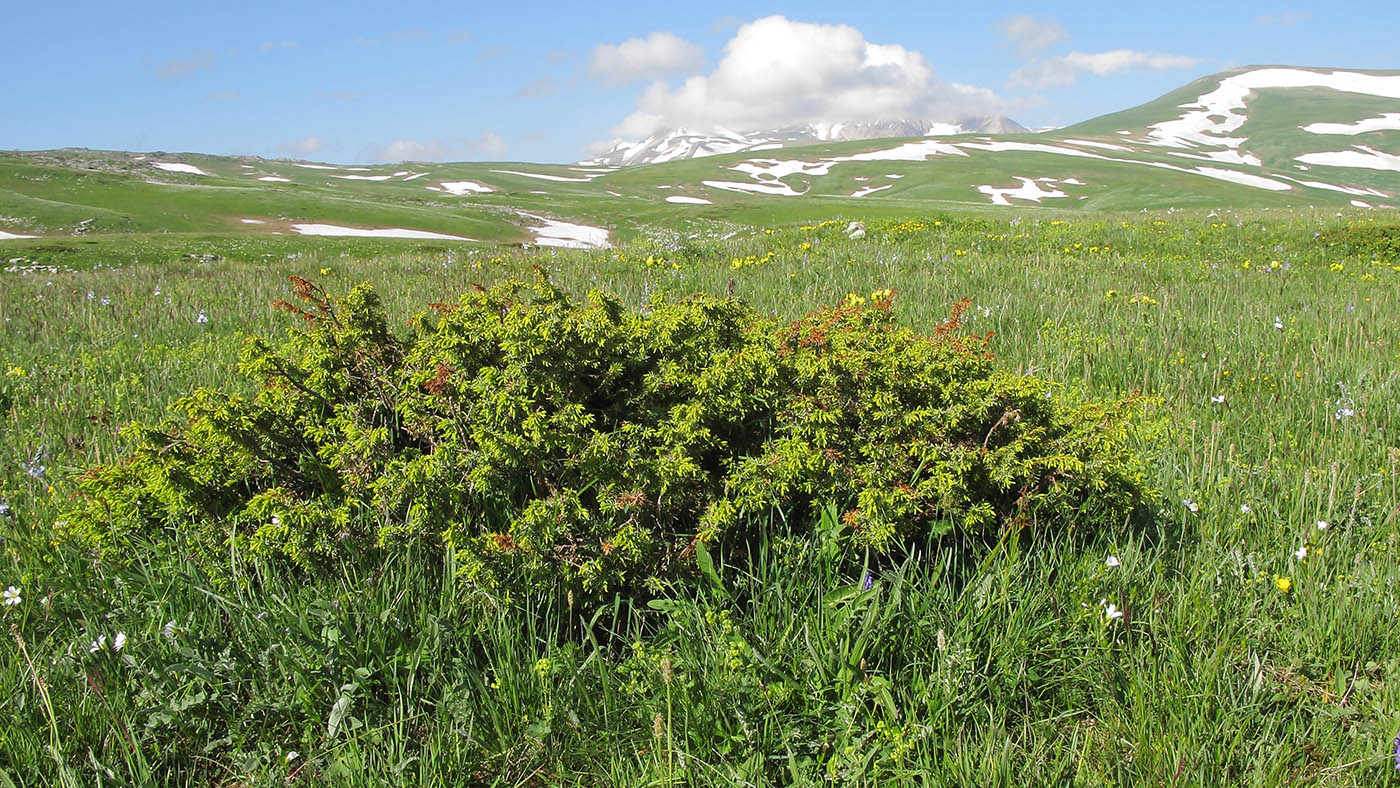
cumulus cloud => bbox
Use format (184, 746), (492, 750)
(368, 132), (507, 163)
(612, 16), (1003, 138)
(280, 136), (324, 155)
(998, 14), (1068, 57)
(154, 50), (215, 81)
(1011, 50), (1202, 89)
(589, 32), (704, 86)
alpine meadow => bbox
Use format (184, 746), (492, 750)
(1, 15), (1399, 787)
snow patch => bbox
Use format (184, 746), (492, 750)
(1295, 146), (1400, 173)
(333, 174), (393, 181)
(1351, 200), (1373, 208)
(0, 231), (37, 239)
(401, 172), (428, 181)
(1064, 138), (1132, 152)
(291, 224), (474, 241)
(240, 218), (265, 224)
(517, 212), (610, 248)
(977, 177), (1067, 206)
(701, 179), (806, 197)
(439, 181), (493, 195)
(491, 169), (598, 182)
(258, 176), (291, 182)
(292, 163), (340, 170)
(152, 162), (207, 175)
(886, 174), (904, 179)
(665, 195), (713, 204)
(1278, 176), (1388, 197)
(1302, 113), (1400, 135)
(850, 184), (892, 197)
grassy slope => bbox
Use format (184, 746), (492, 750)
(1, 211), (1398, 785)
(7, 66), (1400, 257)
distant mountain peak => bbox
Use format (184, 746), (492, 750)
(580, 117), (1029, 167)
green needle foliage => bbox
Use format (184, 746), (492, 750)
(67, 269), (1150, 597)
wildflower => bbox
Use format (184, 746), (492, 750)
(1105, 556), (1121, 568)
(2, 586), (20, 606)
(1239, 504), (1251, 514)
(1101, 599), (1124, 621)
(1183, 498), (1199, 513)
(1317, 520), (1328, 531)
(113, 632), (127, 651)
(153, 287), (162, 296)
(22, 447), (47, 479)
(1334, 405), (1355, 420)
(0, 502), (9, 518)
(286, 751), (300, 762)
(196, 310), (209, 324)
(1210, 394), (1226, 404)
(1294, 545), (1308, 561)
(89, 635), (107, 653)
(100, 296), (111, 306)
(162, 620), (179, 641)
(271, 514), (281, 526)
(1274, 576), (1292, 593)
(1273, 317), (1284, 330)
(862, 571), (873, 591)
(1392, 729), (1399, 771)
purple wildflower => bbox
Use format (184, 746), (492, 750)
(1393, 728), (1399, 771)
(862, 572), (873, 591)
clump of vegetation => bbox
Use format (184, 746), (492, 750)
(67, 270), (1151, 595)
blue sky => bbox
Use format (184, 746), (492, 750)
(2, 1), (1395, 164)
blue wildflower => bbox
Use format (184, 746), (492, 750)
(862, 571), (873, 591)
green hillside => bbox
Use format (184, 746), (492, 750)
(2, 66), (1397, 263)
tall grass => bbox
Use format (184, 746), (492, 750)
(1, 210), (1397, 785)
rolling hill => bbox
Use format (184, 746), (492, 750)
(1, 66), (1397, 253)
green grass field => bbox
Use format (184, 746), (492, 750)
(1, 208), (1398, 786)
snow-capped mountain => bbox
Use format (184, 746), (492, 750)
(581, 117), (1030, 167)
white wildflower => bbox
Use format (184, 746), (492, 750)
(1210, 394), (1226, 404)
(1183, 499), (1199, 513)
(2, 585), (20, 607)
(1101, 599), (1124, 621)
(1294, 545), (1308, 561)
(1105, 556), (1121, 568)
(1316, 520), (1328, 531)
(113, 632), (127, 651)
(1239, 504), (1251, 514)
(89, 635), (107, 653)
(286, 751), (300, 762)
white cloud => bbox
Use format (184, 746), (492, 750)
(589, 32), (704, 86)
(474, 132), (508, 157)
(1011, 50), (1202, 89)
(612, 16), (1004, 138)
(280, 136), (324, 155)
(998, 15), (1068, 57)
(260, 40), (298, 52)
(368, 132), (507, 162)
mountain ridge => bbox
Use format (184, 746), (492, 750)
(580, 116), (1030, 167)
